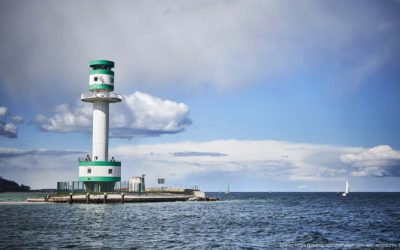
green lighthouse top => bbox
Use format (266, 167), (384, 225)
(88, 59), (115, 91)
(89, 60), (114, 68)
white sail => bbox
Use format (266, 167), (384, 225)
(342, 179), (349, 196)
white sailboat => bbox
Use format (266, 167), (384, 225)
(225, 184), (230, 194)
(342, 179), (349, 196)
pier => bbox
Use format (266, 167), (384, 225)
(27, 192), (219, 204)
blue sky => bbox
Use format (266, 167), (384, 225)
(1, 0), (400, 191)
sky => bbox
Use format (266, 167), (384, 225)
(1, 0), (400, 191)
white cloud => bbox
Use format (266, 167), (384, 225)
(34, 91), (191, 138)
(120, 91), (191, 135)
(0, 106), (22, 138)
(341, 145), (400, 164)
(0, 122), (17, 138)
(34, 103), (92, 133)
(11, 115), (24, 124)
(341, 145), (400, 177)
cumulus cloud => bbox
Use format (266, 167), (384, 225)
(341, 145), (400, 177)
(0, 122), (17, 138)
(34, 91), (191, 138)
(34, 103), (92, 133)
(11, 115), (24, 124)
(117, 91), (192, 137)
(0, 106), (22, 138)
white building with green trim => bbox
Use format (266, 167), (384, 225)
(79, 60), (122, 192)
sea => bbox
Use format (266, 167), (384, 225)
(0, 192), (399, 249)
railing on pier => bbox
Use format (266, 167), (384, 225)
(77, 157), (121, 163)
(57, 181), (85, 193)
(114, 181), (129, 192)
(57, 181), (200, 194)
(146, 186), (200, 193)
(81, 92), (122, 99)
(57, 181), (130, 194)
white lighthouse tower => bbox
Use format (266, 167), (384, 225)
(79, 60), (122, 192)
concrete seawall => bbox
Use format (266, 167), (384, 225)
(27, 193), (218, 204)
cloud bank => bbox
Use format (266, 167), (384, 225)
(112, 140), (400, 183)
(0, 148), (83, 158)
(0, 147), (85, 189)
(34, 91), (191, 138)
(1, 141), (399, 189)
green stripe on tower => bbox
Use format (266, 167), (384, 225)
(90, 69), (114, 75)
(89, 84), (114, 91)
(79, 161), (121, 167)
(79, 176), (121, 182)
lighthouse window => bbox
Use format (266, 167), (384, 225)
(108, 169), (113, 174)
(111, 78), (114, 83)
(94, 77), (98, 82)
(87, 168), (91, 174)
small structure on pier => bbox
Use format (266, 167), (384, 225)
(129, 175), (146, 193)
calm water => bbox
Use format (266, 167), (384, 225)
(1, 192), (399, 249)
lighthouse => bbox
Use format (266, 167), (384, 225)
(79, 60), (122, 192)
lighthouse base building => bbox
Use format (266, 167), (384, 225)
(79, 60), (122, 192)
